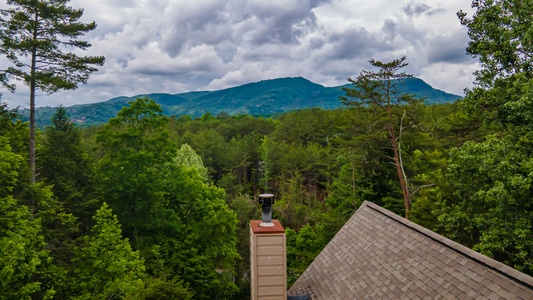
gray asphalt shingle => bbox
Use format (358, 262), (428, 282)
(288, 201), (533, 299)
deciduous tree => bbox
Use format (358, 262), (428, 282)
(96, 98), (239, 298)
(435, 135), (533, 274)
(432, 1), (533, 275)
(458, 0), (533, 128)
(0, 136), (51, 299)
(175, 143), (209, 181)
(95, 97), (175, 238)
(71, 203), (145, 299)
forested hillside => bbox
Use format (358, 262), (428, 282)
(1, 0), (533, 299)
(23, 77), (460, 128)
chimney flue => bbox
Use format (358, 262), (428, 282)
(258, 193), (275, 227)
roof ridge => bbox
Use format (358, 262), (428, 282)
(360, 201), (533, 290)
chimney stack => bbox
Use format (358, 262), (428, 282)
(250, 194), (287, 300)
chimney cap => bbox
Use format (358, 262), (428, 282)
(258, 193), (275, 227)
(259, 193), (274, 198)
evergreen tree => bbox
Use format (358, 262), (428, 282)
(41, 106), (96, 229)
(0, 0), (105, 182)
(340, 57), (425, 217)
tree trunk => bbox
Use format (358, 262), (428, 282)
(386, 74), (410, 218)
(389, 126), (410, 218)
(29, 86), (35, 183)
(30, 13), (38, 184)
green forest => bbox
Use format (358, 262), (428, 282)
(1, 0), (533, 299)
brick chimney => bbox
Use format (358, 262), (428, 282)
(250, 194), (287, 300)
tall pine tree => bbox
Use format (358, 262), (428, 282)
(340, 57), (425, 217)
(0, 0), (104, 183)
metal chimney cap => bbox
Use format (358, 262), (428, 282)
(258, 193), (275, 227)
(259, 193), (274, 198)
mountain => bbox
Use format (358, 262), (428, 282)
(27, 77), (461, 127)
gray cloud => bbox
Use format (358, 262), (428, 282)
(0, 1), (477, 107)
(240, 1), (320, 45)
(403, 1), (444, 17)
(427, 29), (472, 64)
(382, 18), (397, 41)
(323, 27), (394, 61)
(159, 1), (232, 57)
(214, 42), (238, 63)
(403, 2), (431, 16)
(310, 0), (334, 7)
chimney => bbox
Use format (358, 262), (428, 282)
(250, 194), (287, 300)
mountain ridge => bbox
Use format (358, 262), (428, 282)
(28, 76), (461, 127)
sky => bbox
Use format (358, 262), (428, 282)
(1, 0), (479, 108)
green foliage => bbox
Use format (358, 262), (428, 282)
(259, 136), (271, 192)
(184, 128), (225, 179)
(459, 0), (533, 87)
(0, 136), (52, 299)
(71, 203), (145, 299)
(459, 0), (533, 126)
(222, 134), (262, 194)
(95, 98), (239, 298)
(147, 165), (239, 299)
(271, 108), (337, 146)
(431, 0), (533, 276)
(97, 97), (173, 159)
(0, 136), (23, 196)
(435, 135), (533, 274)
(41, 106), (96, 228)
(0, 102), (28, 156)
(286, 223), (329, 287)
(175, 143), (209, 181)
(325, 148), (367, 218)
(226, 195), (257, 299)
(8, 65), (533, 299)
(96, 97), (176, 235)
(132, 277), (193, 300)
(0, 196), (50, 300)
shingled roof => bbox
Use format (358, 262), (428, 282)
(288, 201), (533, 299)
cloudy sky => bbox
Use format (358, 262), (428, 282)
(1, 0), (478, 108)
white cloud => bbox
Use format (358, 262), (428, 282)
(0, 0), (479, 108)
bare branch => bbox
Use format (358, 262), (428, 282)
(409, 184), (436, 198)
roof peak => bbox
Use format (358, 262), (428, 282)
(289, 201), (533, 299)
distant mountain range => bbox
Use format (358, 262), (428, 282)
(27, 77), (461, 127)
